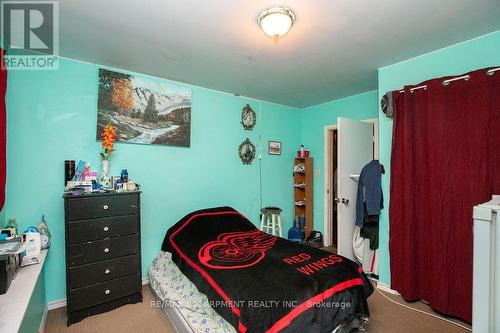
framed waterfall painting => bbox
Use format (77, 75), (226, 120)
(96, 68), (192, 147)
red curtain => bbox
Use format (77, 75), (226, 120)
(389, 67), (500, 322)
(0, 49), (6, 211)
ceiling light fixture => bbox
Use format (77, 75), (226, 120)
(257, 7), (296, 44)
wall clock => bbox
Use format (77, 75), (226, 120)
(241, 104), (256, 130)
(238, 138), (256, 164)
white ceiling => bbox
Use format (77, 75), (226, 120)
(59, 0), (500, 108)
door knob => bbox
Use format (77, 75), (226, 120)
(335, 198), (349, 205)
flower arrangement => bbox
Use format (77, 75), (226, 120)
(100, 124), (117, 160)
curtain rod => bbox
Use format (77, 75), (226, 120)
(398, 67), (500, 93)
(443, 74), (470, 86)
(487, 67), (500, 75)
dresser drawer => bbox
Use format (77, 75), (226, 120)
(69, 274), (141, 311)
(69, 254), (140, 289)
(68, 234), (139, 266)
(66, 194), (139, 221)
(67, 215), (139, 244)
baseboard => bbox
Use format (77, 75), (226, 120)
(46, 278), (150, 311)
(376, 281), (400, 295)
(47, 299), (66, 310)
(39, 304), (48, 333)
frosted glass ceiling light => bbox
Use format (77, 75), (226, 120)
(257, 7), (296, 43)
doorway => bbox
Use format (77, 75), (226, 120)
(326, 129), (338, 252)
(323, 118), (379, 258)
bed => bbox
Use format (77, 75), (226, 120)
(150, 207), (373, 333)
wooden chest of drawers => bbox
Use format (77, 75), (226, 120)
(64, 191), (142, 325)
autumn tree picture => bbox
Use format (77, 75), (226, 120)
(96, 68), (192, 147)
(111, 78), (134, 115)
(98, 69), (134, 113)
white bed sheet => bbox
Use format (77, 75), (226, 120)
(149, 251), (236, 333)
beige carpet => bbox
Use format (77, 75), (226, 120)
(322, 246), (337, 254)
(44, 286), (175, 333)
(367, 288), (470, 333)
(44, 284), (471, 333)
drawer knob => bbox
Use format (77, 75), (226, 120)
(104, 248), (109, 253)
(105, 289), (110, 295)
(103, 226), (109, 232)
(105, 269), (110, 275)
(103, 205), (109, 210)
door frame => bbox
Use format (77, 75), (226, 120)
(323, 118), (379, 247)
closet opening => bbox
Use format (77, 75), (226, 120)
(325, 128), (338, 252)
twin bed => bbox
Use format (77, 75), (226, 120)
(149, 207), (373, 333)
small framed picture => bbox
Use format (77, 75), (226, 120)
(268, 141), (282, 155)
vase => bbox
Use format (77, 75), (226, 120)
(100, 159), (111, 188)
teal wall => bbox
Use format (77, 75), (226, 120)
(377, 30), (500, 285)
(4, 57), (301, 302)
(300, 91), (379, 232)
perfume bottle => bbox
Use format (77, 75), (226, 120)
(37, 215), (51, 250)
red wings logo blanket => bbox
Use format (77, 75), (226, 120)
(162, 207), (373, 333)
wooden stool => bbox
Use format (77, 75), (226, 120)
(260, 207), (283, 237)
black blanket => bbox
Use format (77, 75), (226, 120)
(162, 207), (373, 333)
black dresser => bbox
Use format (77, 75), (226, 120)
(63, 191), (142, 325)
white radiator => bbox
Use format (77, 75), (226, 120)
(473, 195), (500, 333)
